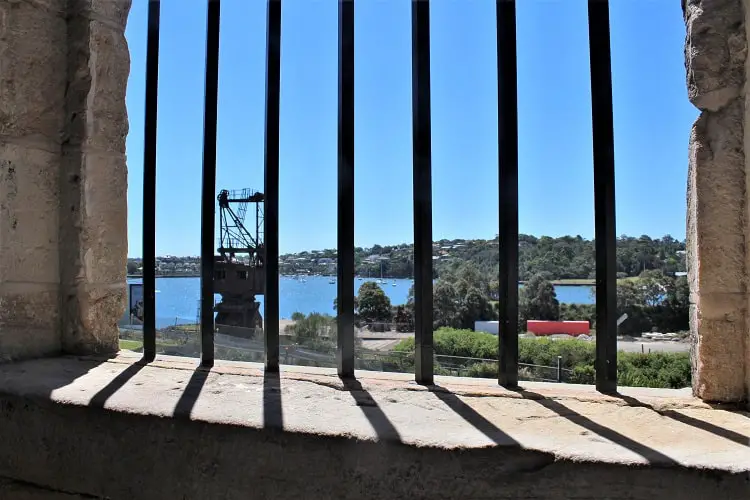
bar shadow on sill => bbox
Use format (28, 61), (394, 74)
(44, 354), (750, 470)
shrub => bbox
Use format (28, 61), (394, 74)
(391, 327), (691, 388)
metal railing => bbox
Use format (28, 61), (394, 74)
(140, 0), (618, 393)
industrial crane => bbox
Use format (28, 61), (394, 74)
(213, 188), (265, 336)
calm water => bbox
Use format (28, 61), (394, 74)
(128, 276), (594, 328)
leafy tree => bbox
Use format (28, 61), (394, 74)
(357, 282), (392, 324)
(611, 272), (689, 336)
(433, 281), (459, 328)
(394, 305), (413, 332)
(285, 312), (336, 344)
(519, 274), (560, 330)
(638, 269), (670, 307)
(457, 286), (495, 329)
(126, 261), (140, 275)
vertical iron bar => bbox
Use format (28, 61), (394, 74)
(142, 0), (161, 362)
(588, 0), (617, 393)
(337, 0), (355, 377)
(496, 0), (519, 388)
(200, 0), (221, 368)
(264, 0), (282, 372)
(411, 0), (433, 385)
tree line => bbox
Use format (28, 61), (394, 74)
(278, 234), (686, 281)
(325, 261), (690, 337)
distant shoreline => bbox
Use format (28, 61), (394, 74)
(127, 274), (199, 279)
(127, 274), (597, 287)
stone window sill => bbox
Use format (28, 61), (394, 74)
(1, 352), (749, 498)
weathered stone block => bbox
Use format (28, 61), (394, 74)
(61, 284), (123, 355)
(0, 287), (58, 329)
(691, 301), (747, 401)
(0, 0), (131, 361)
(80, 151), (127, 211)
(684, 0), (746, 111)
(0, 287), (60, 361)
(687, 102), (746, 295)
(71, 0), (131, 29)
(0, 143), (60, 286)
(62, 282), (126, 354)
(0, 326), (59, 362)
(65, 18), (130, 154)
(0, 143), (59, 210)
(0, 0), (66, 141)
(690, 293), (747, 402)
(0, 143), (59, 283)
(0, 208), (58, 284)
(81, 212), (127, 284)
(58, 149), (127, 284)
(684, 0), (749, 405)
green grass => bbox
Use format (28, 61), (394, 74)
(119, 339), (143, 351)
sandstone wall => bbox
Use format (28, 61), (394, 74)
(685, 0), (750, 403)
(0, 0), (67, 360)
(59, 0), (130, 354)
(0, 0), (130, 360)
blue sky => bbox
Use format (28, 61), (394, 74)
(125, 0), (696, 258)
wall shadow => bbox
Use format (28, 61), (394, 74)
(518, 389), (678, 465)
(614, 393), (750, 448)
(429, 386), (519, 446)
(339, 376), (402, 443)
(173, 367), (211, 419)
(263, 370), (283, 429)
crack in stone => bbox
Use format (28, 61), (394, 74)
(0, 475), (102, 498)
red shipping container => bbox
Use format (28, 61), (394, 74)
(526, 320), (590, 336)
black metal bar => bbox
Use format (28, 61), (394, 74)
(264, 0), (282, 372)
(337, 0), (355, 377)
(411, 0), (433, 385)
(199, 0), (221, 368)
(142, 0), (161, 363)
(588, 0), (617, 393)
(496, 0), (519, 388)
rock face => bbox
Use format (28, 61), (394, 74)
(684, 0), (749, 403)
(59, 0), (131, 354)
(0, 0), (67, 360)
(0, 0), (130, 360)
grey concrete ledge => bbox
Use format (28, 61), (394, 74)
(1, 353), (749, 499)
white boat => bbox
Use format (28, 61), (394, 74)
(329, 278), (336, 284)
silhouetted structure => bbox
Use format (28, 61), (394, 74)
(214, 189), (265, 336)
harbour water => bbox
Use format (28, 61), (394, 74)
(128, 276), (594, 328)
